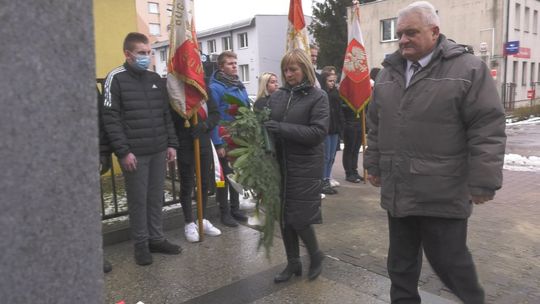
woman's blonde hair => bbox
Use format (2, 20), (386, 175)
(280, 49), (317, 87)
(256, 72), (278, 100)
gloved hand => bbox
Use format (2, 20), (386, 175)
(264, 120), (280, 133)
(191, 122), (208, 138)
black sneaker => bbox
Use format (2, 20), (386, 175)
(134, 243), (153, 266)
(149, 239), (182, 255)
(353, 173), (364, 182)
(103, 258), (113, 273)
(221, 212), (239, 227)
(231, 208), (248, 222)
(321, 180), (338, 195)
(345, 174), (361, 183)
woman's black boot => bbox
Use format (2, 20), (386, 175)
(307, 250), (324, 280)
(297, 226), (324, 281)
(275, 225), (302, 283)
(274, 259), (302, 283)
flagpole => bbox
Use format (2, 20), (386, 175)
(191, 114), (204, 241)
(361, 109), (367, 184)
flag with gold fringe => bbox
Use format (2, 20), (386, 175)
(167, 0), (208, 121)
(339, 1), (371, 115)
(286, 0), (310, 54)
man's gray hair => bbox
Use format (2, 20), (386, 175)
(398, 1), (440, 27)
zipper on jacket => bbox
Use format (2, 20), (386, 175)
(283, 90), (294, 121)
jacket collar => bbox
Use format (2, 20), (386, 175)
(123, 61), (146, 77)
(382, 34), (467, 73)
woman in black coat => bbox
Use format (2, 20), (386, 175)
(264, 49), (329, 283)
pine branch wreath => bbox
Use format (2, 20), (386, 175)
(226, 107), (281, 256)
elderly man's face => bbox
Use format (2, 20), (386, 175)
(396, 13), (439, 61)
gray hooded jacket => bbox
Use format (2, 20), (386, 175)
(364, 35), (506, 219)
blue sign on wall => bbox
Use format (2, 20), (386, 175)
(504, 41), (520, 55)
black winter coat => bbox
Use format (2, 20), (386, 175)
(267, 84), (329, 229)
(325, 89), (345, 135)
(102, 62), (178, 158)
(171, 94), (220, 150)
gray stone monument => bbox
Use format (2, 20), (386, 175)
(0, 1), (103, 302)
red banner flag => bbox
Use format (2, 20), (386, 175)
(339, 3), (371, 115)
(286, 0), (310, 54)
(167, 0), (208, 120)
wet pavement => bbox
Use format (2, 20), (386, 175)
(104, 122), (540, 304)
(505, 121), (540, 157)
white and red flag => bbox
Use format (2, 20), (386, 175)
(286, 0), (310, 54)
(167, 0), (208, 120)
(339, 2), (371, 115)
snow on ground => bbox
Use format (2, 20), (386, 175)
(504, 153), (540, 172)
(506, 116), (540, 126)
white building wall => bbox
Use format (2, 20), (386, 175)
(359, 0), (539, 107)
(153, 45), (168, 77)
(255, 15), (292, 88)
(507, 0), (540, 105)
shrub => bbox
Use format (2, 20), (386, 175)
(510, 103), (540, 121)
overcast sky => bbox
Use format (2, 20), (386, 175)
(193, 0), (318, 31)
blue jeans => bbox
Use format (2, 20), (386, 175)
(323, 134), (339, 180)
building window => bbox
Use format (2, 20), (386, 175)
(149, 23), (161, 36)
(538, 62), (540, 85)
(167, 4), (173, 17)
(538, 61), (540, 85)
(525, 7), (530, 32)
(148, 2), (159, 14)
(238, 33), (248, 48)
(222, 36), (232, 51)
(515, 3), (521, 30)
(159, 49), (167, 62)
(512, 61), (518, 83)
(207, 40), (216, 53)
(381, 18), (398, 42)
(239, 64), (249, 82)
(522, 61), (527, 86)
(531, 62), (536, 85)
(533, 10), (538, 34)
(198, 42), (202, 51)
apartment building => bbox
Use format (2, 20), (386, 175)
(153, 14), (313, 95)
(94, 0), (172, 77)
(359, 0), (540, 107)
(135, 0), (173, 44)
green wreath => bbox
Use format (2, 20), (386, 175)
(226, 107), (281, 257)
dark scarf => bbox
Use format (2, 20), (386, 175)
(215, 70), (244, 88)
(285, 80), (311, 92)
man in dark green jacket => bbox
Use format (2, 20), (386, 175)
(364, 2), (506, 303)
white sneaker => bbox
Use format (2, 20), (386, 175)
(239, 196), (257, 210)
(184, 222), (199, 243)
(329, 178), (340, 187)
(201, 219), (221, 236)
(321, 193), (326, 199)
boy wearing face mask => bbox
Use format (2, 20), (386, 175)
(101, 32), (181, 266)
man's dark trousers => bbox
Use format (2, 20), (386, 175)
(387, 214), (485, 304)
(342, 122), (362, 177)
(123, 150), (167, 245)
(177, 141), (212, 223)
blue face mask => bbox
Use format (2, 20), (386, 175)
(131, 53), (150, 71)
